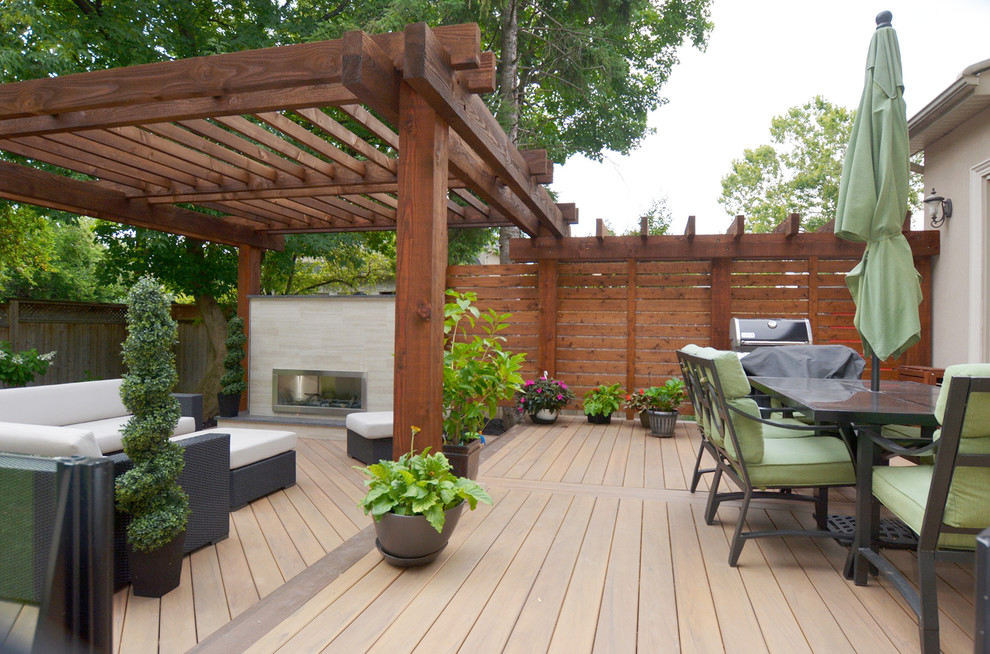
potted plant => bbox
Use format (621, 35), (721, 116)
(356, 427), (492, 567)
(624, 387), (664, 428)
(442, 290), (525, 478)
(646, 378), (686, 438)
(515, 372), (574, 424)
(583, 383), (624, 424)
(218, 315), (247, 417)
(116, 276), (190, 597)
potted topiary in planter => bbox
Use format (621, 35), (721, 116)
(583, 383), (624, 424)
(515, 372), (574, 424)
(646, 378), (686, 438)
(357, 427), (492, 567)
(218, 315), (247, 418)
(442, 290), (525, 478)
(116, 276), (190, 597)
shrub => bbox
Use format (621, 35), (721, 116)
(220, 315), (247, 396)
(115, 276), (189, 552)
(582, 383), (625, 417)
(0, 342), (56, 387)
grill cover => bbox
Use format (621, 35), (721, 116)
(730, 318), (812, 351)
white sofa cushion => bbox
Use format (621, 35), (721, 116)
(0, 422), (102, 458)
(345, 411), (394, 439)
(0, 379), (127, 426)
(175, 427), (297, 470)
(72, 415), (197, 455)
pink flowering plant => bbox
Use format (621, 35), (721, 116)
(515, 372), (574, 415)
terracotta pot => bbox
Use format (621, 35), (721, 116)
(127, 530), (186, 597)
(374, 502), (465, 567)
(529, 409), (558, 425)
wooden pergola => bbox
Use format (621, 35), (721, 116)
(0, 22), (576, 454)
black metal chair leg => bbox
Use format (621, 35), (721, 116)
(728, 489), (753, 567)
(704, 466), (723, 525)
(917, 551), (940, 654)
(813, 486), (828, 531)
(690, 439), (707, 493)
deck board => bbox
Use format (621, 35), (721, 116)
(104, 419), (977, 654)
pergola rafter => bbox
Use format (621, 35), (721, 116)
(0, 22), (577, 454)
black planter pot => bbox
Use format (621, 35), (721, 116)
(647, 410), (678, 438)
(529, 409), (559, 425)
(127, 530), (186, 597)
(639, 411), (651, 428)
(217, 392), (241, 417)
(443, 440), (482, 480)
(374, 502), (465, 567)
(587, 412), (612, 425)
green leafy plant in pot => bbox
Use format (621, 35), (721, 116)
(218, 315), (247, 417)
(646, 378), (686, 438)
(116, 276), (190, 597)
(442, 290), (525, 478)
(515, 372), (574, 424)
(583, 383), (624, 424)
(624, 387), (662, 428)
(356, 427), (492, 567)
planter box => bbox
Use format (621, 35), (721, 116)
(443, 439), (482, 480)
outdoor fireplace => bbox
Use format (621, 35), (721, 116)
(272, 369), (367, 416)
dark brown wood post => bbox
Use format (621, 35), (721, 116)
(710, 258), (731, 349)
(808, 256), (820, 344)
(626, 258), (637, 418)
(237, 245), (262, 411)
(537, 259), (558, 378)
(904, 256), (933, 367)
(393, 81), (449, 457)
(8, 300), (19, 350)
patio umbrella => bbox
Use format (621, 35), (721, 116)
(834, 10), (921, 390)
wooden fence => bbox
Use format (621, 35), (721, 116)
(449, 230), (938, 407)
(0, 300), (209, 392)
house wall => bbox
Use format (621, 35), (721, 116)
(923, 104), (990, 366)
(248, 295), (395, 416)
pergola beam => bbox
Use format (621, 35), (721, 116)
(0, 162), (280, 249)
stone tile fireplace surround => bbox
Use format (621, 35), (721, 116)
(248, 296), (395, 418)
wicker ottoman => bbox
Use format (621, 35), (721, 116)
(346, 411), (393, 464)
(188, 427), (298, 510)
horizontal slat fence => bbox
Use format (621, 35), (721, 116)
(1, 300), (208, 392)
(447, 253), (934, 411)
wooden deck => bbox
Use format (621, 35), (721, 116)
(110, 418), (976, 653)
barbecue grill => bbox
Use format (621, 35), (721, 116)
(729, 318), (812, 352)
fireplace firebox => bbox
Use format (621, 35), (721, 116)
(272, 369), (366, 416)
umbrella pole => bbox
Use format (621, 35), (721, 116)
(871, 353), (880, 391)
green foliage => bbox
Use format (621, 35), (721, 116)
(611, 197), (673, 236)
(443, 290), (525, 444)
(355, 431), (493, 534)
(653, 378), (686, 412)
(515, 374), (574, 414)
(220, 315), (247, 395)
(0, 342), (56, 388)
(719, 97), (924, 233)
(583, 383), (625, 417)
(115, 276), (189, 552)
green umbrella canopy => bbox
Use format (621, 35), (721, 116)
(834, 11), (921, 362)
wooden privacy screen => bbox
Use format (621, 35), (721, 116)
(446, 254), (934, 406)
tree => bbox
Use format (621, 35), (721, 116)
(719, 96), (924, 233)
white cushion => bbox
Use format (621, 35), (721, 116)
(345, 411), (394, 439)
(0, 422), (102, 458)
(0, 379), (127, 426)
(176, 427), (297, 470)
(72, 415), (197, 454)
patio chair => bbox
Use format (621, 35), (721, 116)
(854, 365), (990, 654)
(677, 345), (821, 494)
(681, 348), (856, 566)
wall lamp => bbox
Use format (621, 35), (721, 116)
(924, 188), (952, 228)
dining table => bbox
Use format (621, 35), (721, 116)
(747, 376), (941, 578)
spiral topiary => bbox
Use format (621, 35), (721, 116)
(220, 315), (247, 396)
(115, 276), (189, 552)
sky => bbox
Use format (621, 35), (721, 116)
(550, 0), (990, 236)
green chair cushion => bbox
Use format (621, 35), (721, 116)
(743, 436), (855, 489)
(724, 398), (763, 463)
(686, 346), (752, 399)
(873, 464), (990, 550)
(764, 417), (816, 439)
(935, 364), (990, 437)
(880, 424), (923, 440)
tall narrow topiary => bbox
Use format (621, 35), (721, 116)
(116, 276), (189, 556)
(220, 315), (247, 397)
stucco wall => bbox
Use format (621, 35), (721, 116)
(248, 296), (395, 416)
(922, 104), (990, 366)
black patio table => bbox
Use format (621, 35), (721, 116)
(747, 376), (940, 578)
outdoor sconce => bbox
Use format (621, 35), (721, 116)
(924, 188), (952, 228)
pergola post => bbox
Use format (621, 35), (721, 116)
(237, 244), (262, 410)
(393, 82), (449, 457)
